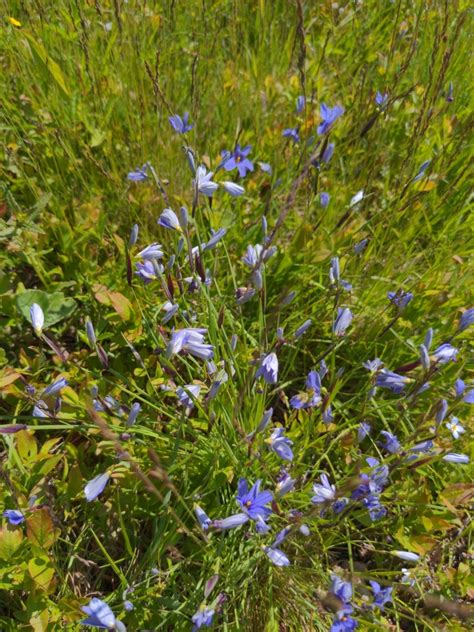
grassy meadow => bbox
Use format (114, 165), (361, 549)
(0, 1), (473, 630)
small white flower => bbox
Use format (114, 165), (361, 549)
(445, 417), (465, 440)
(350, 189), (364, 207)
(30, 303), (44, 336)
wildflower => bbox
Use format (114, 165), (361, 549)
(349, 190), (364, 207)
(162, 302), (178, 324)
(0, 424), (27, 434)
(442, 453), (469, 464)
(33, 400), (49, 418)
(329, 256), (340, 283)
(267, 428), (294, 461)
(126, 403), (141, 427)
(168, 112), (193, 134)
(379, 430), (401, 454)
(446, 81), (454, 102)
(127, 164), (148, 181)
(375, 92), (388, 107)
(203, 228), (227, 251)
(176, 384), (201, 408)
(43, 377), (68, 397)
(272, 526), (292, 548)
(330, 575), (353, 605)
(129, 224), (139, 247)
(192, 605), (215, 630)
(167, 328), (214, 361)
(413, 160), (431, 182)
(221, 144), (254, 178)
(30, 303), (44, 336)
(294, 319), (312, 338)
(459, 307), (474, 331)
(194, 505), (212, 530)
(263, 546), (290, 566)
(330, 612), (358, 631)
(445, 416), (465, 440)
(419, 344), (430, 370)
(282, 127), (300, 143)
(296, 95), (306, 112)
(276, 472), (295, 497)
(84, 472), (111, 502)
(194, 166), (219, 197)
(317, 103), (344, 135)
(256, 352), (278, 385)
(431, 343), (458, 364)
(123, 601), (134, 612)
(333, 307), (352, 336)
(370, 581), (393, 610)
(158, 208), (181, 231)
(312, 473), (336, 504)
(211, 513), (249, 530)
(81, 598), (118, 629)
(259, 161), (272, 174)
(3, 509), (25, 525)
(454, 379), (474, 404)
(424, 327), (433, 350)
(321, 142), (335, 163)
(393, 551), (420, 562)
(354, 238), (368, 254)
(375, 369), (410, 393)
(388, 290), (413, 309)
(290, 370), (322, 409)
(299, 524), (310, 536)
(358, 422), (371, 442)
(400, 568), (415, 586)
(137, 243), (164, 260)
(222, 181), (245, 196)
(135, 260), (162, 283)
(242, 244), (263, 268)
(236, 287), (256, 304)
(320, 192), (330, 208)
(86, 319), (96, 346)
(236, 478), (273, 521)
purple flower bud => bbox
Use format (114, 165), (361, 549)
(393, 551), (420, 562)
(194, 504), (211, 530)
(321, 142), (335, 163)
(256, 352), (278, 385)
(223, 181), (245, 197)
(203, 228), (227, 251)
(424, 327), (433, 350)
(294, 319), (312, 338)
(333, 307), (352, 336)
(176, 384), (201, 408)
(442, 453), (469, 464)
(296, 95), (306, 113)
(158, 208), (181, 231)
(263, 546), (290, 566)
(459, 308), (474, 332)
(126, 402), (141, 427)
(129, 223), (139, 247)
(435, 399), (448, 425)
(204, 574), (219, 599)
(281, 291), (296, 306)
(137, 243), (164, 260)
(419, 344), (430, 370)
(86, 319), (96, 346)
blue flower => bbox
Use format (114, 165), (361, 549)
(211, 513), (249, 530)
(454, 378), (474, 404)
(419, 344), (430, 370)
(388, 291), (413, 309)
(333, 307), (352, 336)
(282, 127), (300, 143)
(413, 160), (431, 182)
(296, 95), (306, 113)
(30, 303), (44, 336)
(354, 238), (368, 254)
(169, 112), (193, 134)
(321, 142), (335, 163)
(263, 546), (290, 566)
(357, 422), (371, 442)
(267, 428), (293, 461)
(330, 575), (353, 604)
(194, 166), (219, 197)
(375, 369), (410, 393)
(137, 243), (164, 260)
(236, 478), (273, 521)
(126, 402), (141, 427)
(43, 377), (68, 397)
(3, 509), (25, 525)
(432, 343), (458, 364)
(242, 243), (263, 268)
(259, 161), (272, 174)
(176, 384), (201, 408)
(192, 605), (215, 630)
(135, 260), (162, 284)
(81, 598), (116, 629)
(222, 144), (254, 178)
(317, 103), (344, 135)
(312, 473), (336, 504)
(203, 228), (227, 251)
(320, 192), (330, 208)
(222, 181), (245, 196)
(167, 328), (214, 361)
(290, 370), (322, 409)
(256, 352), (279, 385)
(158, 208), (181, 231)
(459, 308), (474, 331)
(127, 164), (148, 181)
(84, 472), (111, 502)
(276, 472), (295, 497)
(443, 453), (469, 464)
(370, 581), (393, 610)
(194, 504), (212, 530)
(123, 600), (134, 612)
(379, 430), (401, 454)
(375, 92), (388, 107)
(330, 612), (358, 631)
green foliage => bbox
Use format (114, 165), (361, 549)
(0, 1), (472, 631)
